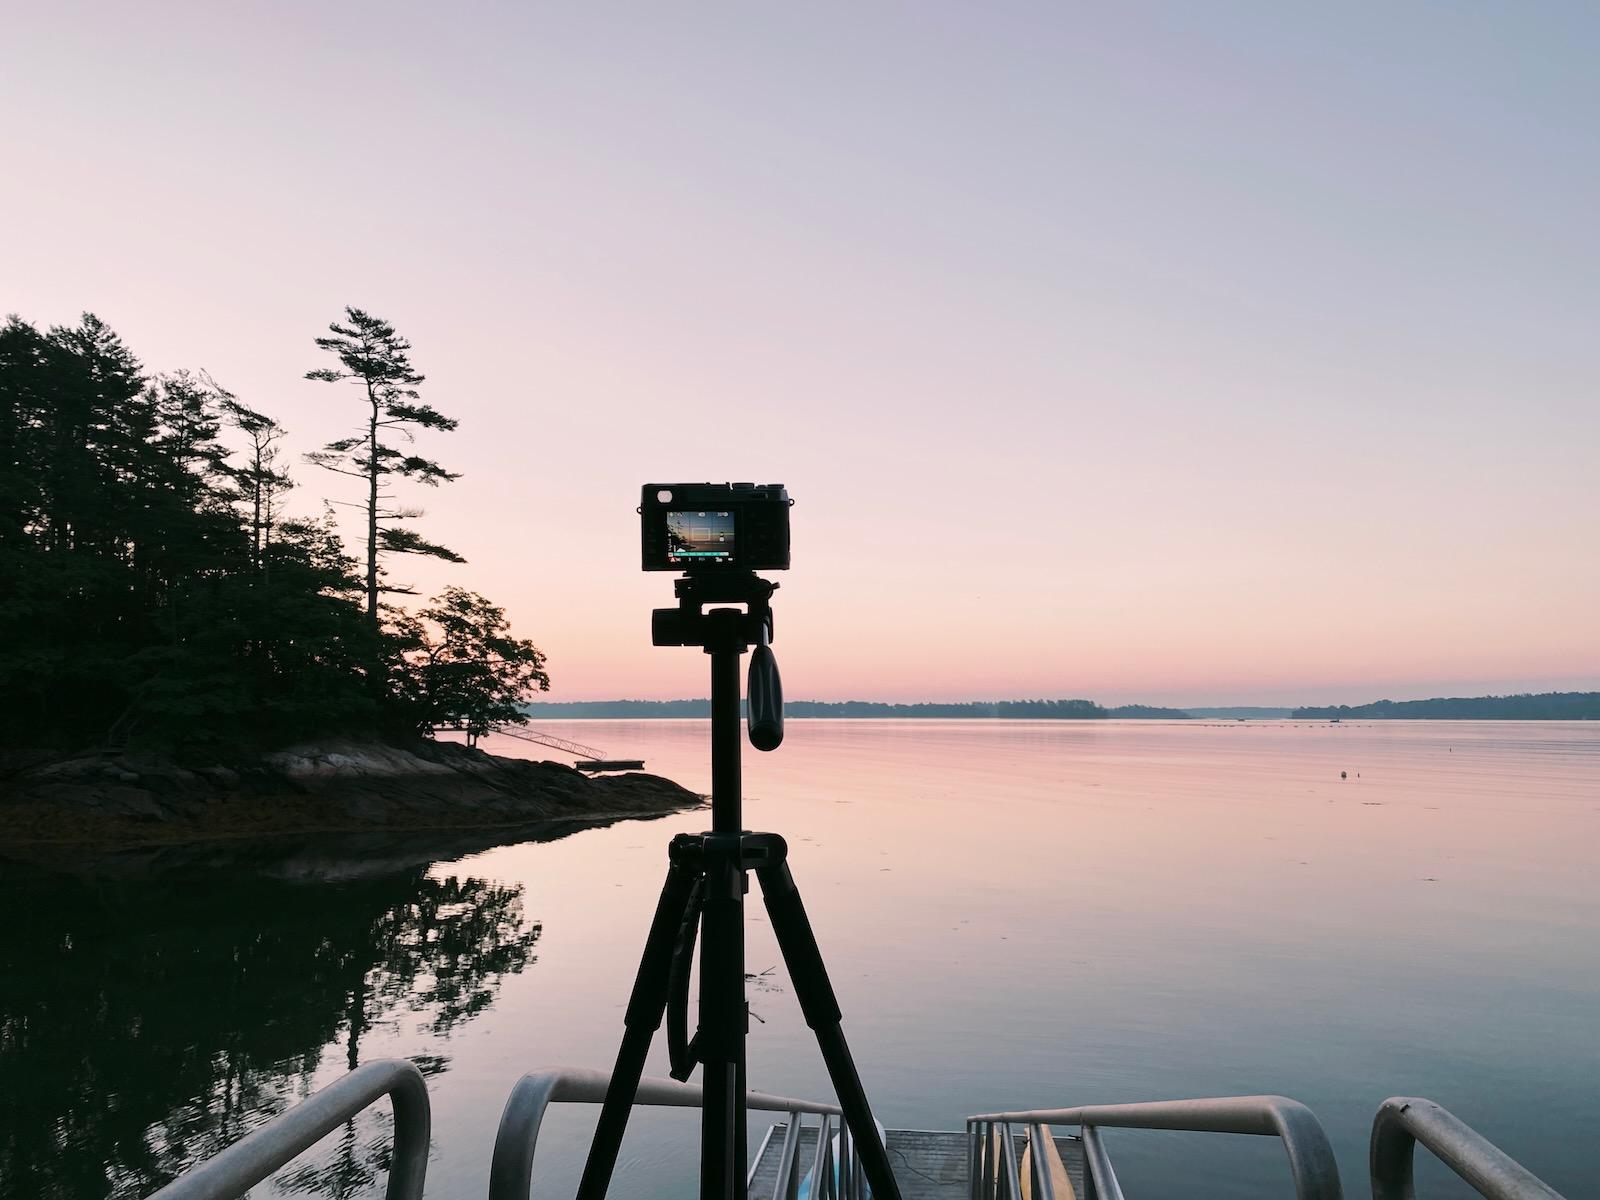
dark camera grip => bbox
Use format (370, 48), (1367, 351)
(746, 644), (784, 751)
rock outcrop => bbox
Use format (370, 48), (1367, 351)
(0, 739), (701, 847)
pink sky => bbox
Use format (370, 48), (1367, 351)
(4, 4), (1597, 705)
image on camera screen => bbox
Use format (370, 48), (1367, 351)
(666, 510), (736, 563)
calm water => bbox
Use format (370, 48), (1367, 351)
(3, 720), (1596, 1199)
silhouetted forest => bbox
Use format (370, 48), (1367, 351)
(1293, 692), (1600, 720)
(0, 309), (548, 753)
(522, 699), (1191, 719)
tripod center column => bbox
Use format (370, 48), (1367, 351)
(702, 610), (750, 1199)
(706, 609), (746, 833)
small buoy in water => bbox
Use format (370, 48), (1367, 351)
(1340, 770), (1347, 779)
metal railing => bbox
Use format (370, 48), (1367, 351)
(754, 1109), (867, 1200)
(488, 1066), (866, 1200)
(1370, 1098), (1565, 1200)
(432, 723), (608, 760)
(137, 1062), (1568, 1200)
(967, 1095), (1342, 1200)
(144, 1058), (430, 1200)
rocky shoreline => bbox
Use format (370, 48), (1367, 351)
(0, 739), (703, 850)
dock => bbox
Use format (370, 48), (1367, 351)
(141, 1060), (1568, 1200)
(749, 1123), (1085, 1200)
(431, 723), (645, 772)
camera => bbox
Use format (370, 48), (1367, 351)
(639, 482), (792, 572)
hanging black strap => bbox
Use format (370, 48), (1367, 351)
(666, 878), (705, 1081)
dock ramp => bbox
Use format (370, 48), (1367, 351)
(750, 1122), (1085, 1200)
(432, 723), (645, 771)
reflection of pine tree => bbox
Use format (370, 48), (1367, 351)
(277, 1117), (385, 1200)
(0, 865), (540, 1200)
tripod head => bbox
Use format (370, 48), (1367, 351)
(651, 570), (776, 650)
(652, 570), (784, 752)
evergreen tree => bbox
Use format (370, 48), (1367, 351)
(218, 389), (291, 574)
(303, 308), (463, 624)
(0, 316), (52, 549)
(389, 587), (550, 742)
(0, 314), (156, 740)
(149, 370), (228, 509)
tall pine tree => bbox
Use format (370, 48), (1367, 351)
(217, 387), (291, 575)
(304, 308), (463, 624)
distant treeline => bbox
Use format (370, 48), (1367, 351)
(1292, 692), (1600, 720)
(523, 699), (1193, 720)
(1183, 707), (1294, 720)
(526, 694), (1600, 721)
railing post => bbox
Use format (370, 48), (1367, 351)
(1081, 1127), (1123, 1200)
(811, 1115), (833, 1200)
(998, 1122), (1023, 1200)
(488, 1073), (563, 1200)
(1026, 1124), (1057, 1200)
(144, 1059), (429, 1200)
(841, 1123), (851, 1200)
(774, 1113), (802, 1200)
(1371, 1098), (1565, 1200)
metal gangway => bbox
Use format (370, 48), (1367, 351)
(144, 1059), (1569, 1200)
(432, 723), (645, 772)
(489, 725), (607, 760)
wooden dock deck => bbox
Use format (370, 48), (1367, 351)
(749, 1124), (1085, 1200)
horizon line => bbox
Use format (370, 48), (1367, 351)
(524, 688), (1599, 709)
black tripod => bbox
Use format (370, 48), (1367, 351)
(577, 571), (901, 1200)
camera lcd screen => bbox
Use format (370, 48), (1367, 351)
(665, 510), (736, 564)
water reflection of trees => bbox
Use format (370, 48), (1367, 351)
(0, 863), (539, 1199)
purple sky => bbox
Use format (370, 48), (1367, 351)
(4, 3), (1597, 704)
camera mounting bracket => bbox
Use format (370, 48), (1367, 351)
(651, 569), (778, 651)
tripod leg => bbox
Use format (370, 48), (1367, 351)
(578, 852), (699, 1200)
(735, 1056), (748, 1192)
(697, 832), (747, 1200)
(757, 860), (904, 1200)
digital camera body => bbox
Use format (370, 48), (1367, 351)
(640, 482), (792, 572)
